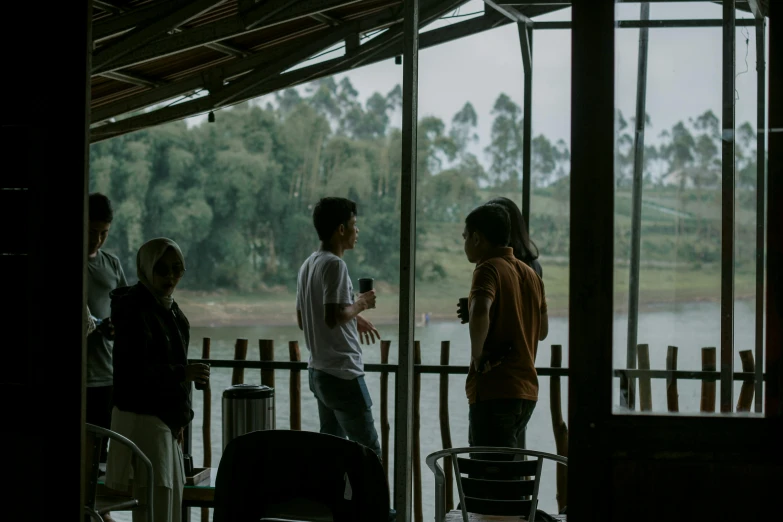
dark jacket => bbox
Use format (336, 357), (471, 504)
(110, 283), (193, 434)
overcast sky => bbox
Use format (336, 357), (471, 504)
(189, 1), (764, 163)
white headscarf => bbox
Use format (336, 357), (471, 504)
(136, 238), (185, 310)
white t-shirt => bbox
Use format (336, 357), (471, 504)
(296, 250), (363, 379)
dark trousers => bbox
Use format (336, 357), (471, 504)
(86, 385), (113, 463)
(468, 398), (536, 460)
(308, 369), (382, 459)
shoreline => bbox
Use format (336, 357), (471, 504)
(182, 293), (757, 328)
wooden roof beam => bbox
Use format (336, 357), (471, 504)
(93, 1), (124, 16)
(485, 0), (533, 25)
(243, 0), (308, 30)
(92, 0), (228, 74)
(747, 0), (767, 18)
(212, 23), (355, 106)
(90, 0), (380, 76)
(99, 70), (166, 88)
(93, 0), (191, 42)
(90, 3), (406, 123)
(337, 0), (464, 70)
(91, 12), (509, 142)
(91, 0), (482, 141)
(311, 12), (344, 26)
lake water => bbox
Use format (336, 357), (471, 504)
(112, 300), (762, 521)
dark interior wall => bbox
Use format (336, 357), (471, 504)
(0, 1), (90, 519)
(611, 454), (783, 520)
(569, 2), (783, 521)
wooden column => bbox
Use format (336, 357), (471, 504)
(666, 346), (679, 413)
(395, 0), (419, 518)
(412, 341), (422, 522)
(767, 0), (782, 416)
(380, 340), (391, 479)
(550, 344), (569, 513)
(754, 18), (766, 414)
(624, 1), (651, 411)
(260, 339), (274, 388)
(289, 341), (301, 430)
(719, 0), (737, 413)
(567, 1), (615, 518)
(637, 344), (652, 412)
(737, 350), (755, 412)
(201, 338), (211, 522)
(438, 341), (454, 512)
(232, 339), (248, 385)
(701, 347), (717, 413)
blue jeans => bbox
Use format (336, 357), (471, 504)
(308, 369), (382, 459)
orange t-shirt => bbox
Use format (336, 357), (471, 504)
(466, 247), (547, 404)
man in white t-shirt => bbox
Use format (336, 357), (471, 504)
(296, 197), (382, 458)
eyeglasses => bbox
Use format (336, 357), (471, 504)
(153, 264), (186, 279)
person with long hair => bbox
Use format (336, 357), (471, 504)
(457, 197), (543, 324)
(105, 238), (210, 522)
(485, 197), (542, 278)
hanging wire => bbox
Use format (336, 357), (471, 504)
(735, 26), (751, 101)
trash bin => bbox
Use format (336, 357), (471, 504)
(222, 384), (275, 449)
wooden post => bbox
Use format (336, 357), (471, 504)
(413, 340), (422, 522)
(666, 346), (679, 413)
(549, 344), (569, 513)
(636, 344), (652, 412)
(737, 350), (755, 412)
(231, 339), (248, 385)
(201, 338), (211, 522)
(260, 339), (275, 389)
(700, 347), (717, 413)
(438, 341), (454, 512)
(289, 341), (302, 430)
(380, 340), (391, 480)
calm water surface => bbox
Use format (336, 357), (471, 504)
(112, 301), (760, 521)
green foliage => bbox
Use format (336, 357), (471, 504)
(91, 85), (760, 294)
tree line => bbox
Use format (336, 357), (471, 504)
(90, 77), (760, 292)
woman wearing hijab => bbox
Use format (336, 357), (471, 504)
(105, 238), (210, 522)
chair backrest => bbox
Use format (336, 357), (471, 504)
(426, 447), (568, 522)
(213, 430), (390, 522)
(84, 423), (155, 522)
(84, 428), (103, 513)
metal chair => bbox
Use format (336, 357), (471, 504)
(85, 423), (154, 522)
(426, 447), (567, 522)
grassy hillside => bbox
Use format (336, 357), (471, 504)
(177, 185), (758, 326)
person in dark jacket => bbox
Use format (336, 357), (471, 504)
(105, 237), (210, 522)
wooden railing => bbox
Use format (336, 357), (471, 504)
(614, 346), (762, 413)
(189, 339), (765, 522)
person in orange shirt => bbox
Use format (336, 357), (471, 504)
(461, 203), (549, 455)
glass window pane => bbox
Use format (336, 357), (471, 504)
(612, 1), (764, 415)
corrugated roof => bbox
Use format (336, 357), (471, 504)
(91, 0), (564, 141)
(89, 1), (766, 142)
